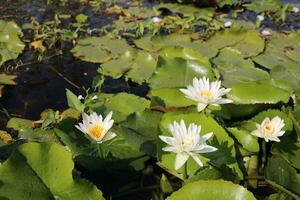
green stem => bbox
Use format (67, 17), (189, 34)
(265, 179), (300, 200)
(97, 144), (103, 158)
(262, 140), (267, 168)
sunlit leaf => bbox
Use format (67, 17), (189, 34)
(0, 142), (104, 200)
(167, 180), (255, 200)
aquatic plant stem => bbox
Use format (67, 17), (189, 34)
(265, 179), (300, 200)
(97, 144), (104, 158)
(262, 140), (267, 168)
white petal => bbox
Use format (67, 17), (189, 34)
(174, 153), (189, 170)
(159, 136), (176, 146)
(190, 154), (203, 167)
(276, 130), (285, 137)
(104, 111), (113, 123)
(197, 103), (207, 112)
(201, 132), (213, 142)
(269, 136), (280, 142)
(101, 131), (117, 143)
(251, 130), (262, 138)
(215, 98), (233, 104)
(162, 146), (177, 153)
(198, 145), (218, 153)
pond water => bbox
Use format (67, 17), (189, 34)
(0, 0), (154, 130)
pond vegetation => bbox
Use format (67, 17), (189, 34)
(0, 0), (300, 199)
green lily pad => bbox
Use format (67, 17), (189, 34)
(121, 110), (163, 156)
(150, 88), (196, 107)
(154, 3), (214, 18)
(102, 92), (150, 122)
(227, 127), (259, 153)
(266, 156), (300, 196)
(7, 117), (33, 131)
(231, 30), (265, 57)
(206, 28), (247, 49)
(212, 47), (269, 87)
(167, 180), (255, 200)
(270, 65), (300, 91)
(135, 34), (218, 58)
(253, 33), (300, 70)
(244, 0), (281, 13)
(149, 57), (213, 89)
(227, 82), (290, 104)
(100, 50), (157, 83)
(71, 36), (131, 63)
(0, 20), (25, 66)
(0, 142), (104, 200)
(271, 137), (300, 170)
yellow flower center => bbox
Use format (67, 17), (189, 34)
(263, 123), (274, 136)
(200, 90), (213, 98)
(89, 124), (104, 139)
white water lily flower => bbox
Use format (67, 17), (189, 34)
(159, 120), (217, 170)
(251, 116), (285, 142)
(224, 21), (232, 28)
(257, 15), (264, 21)
(78, 95), (84, 100)
(152, 16), (162, 23)
(92, 95), (98, 100)
(180, 77), (233, 112)
(261, 29), (272, 36)
(76, 111), (116, 143)
(292, 7), (299, 13)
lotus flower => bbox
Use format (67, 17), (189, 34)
(76, 111), (116, 143)
(159, 120), (217, 170)
(180, 77), (233, 112)
(251, 116), (285, 142)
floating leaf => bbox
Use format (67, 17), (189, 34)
(100, 50), (157, 83)
(266, 156), (300, 196)
(227, 82), (290, 104)
(150, 88), (196, 107)
(271, 137), (300, 170)
(135, 34), (218, 58)
(7, 118), (33, 131)
(245, 0), (282, 13)
(212, 48), (269, 87)
(121, 110), (163, 156)
(101, 92), (150, 122)
(253, 33), (299, 70)
(0, 20), (25, 66)
(206, 28), (247, 49)
(0, 142), (104, 200)
(166, 180), (255, 200)
(231, 30), (264, 57)
(19, 128), (58, 143)
(149, 57), (213, 89)
(72, 36), (131, 63)
(227, 127), (259, 153)
(270, 65), (300, 91)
